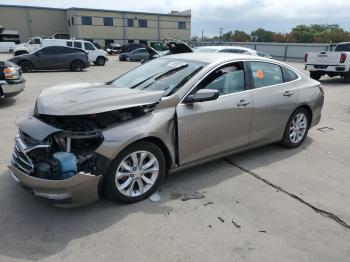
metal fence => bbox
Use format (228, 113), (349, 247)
(188, 41), (331, 62)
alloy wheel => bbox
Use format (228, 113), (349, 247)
(115, 151), (159, 197)
(289, 113), (307, 144)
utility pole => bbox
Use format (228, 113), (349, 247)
(201, 30), (204, 41)
(219, 27), (223, 44)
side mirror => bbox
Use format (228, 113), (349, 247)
(183, 89), (219, 104)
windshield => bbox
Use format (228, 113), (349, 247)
(195, 47), (218, 53)
(110, 58), (206, 95)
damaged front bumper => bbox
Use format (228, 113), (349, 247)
(9, 114), (109, 207)
(8, 165), (101, 207)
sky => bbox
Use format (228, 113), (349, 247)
(0, 0), (349, 37)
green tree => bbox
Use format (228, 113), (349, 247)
(251, 28), (274, 42)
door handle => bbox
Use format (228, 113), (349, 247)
(283, 91), (294, 97)
(237, 100), (251, 107)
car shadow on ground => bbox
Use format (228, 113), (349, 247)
(319, 77), (350, 86)
(0, 98), (16, 108)
(0, 138), (312, 260)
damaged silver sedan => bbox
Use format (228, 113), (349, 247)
(9, 53), (324, 206)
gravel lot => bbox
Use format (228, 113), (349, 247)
(0, 53), (349, 262)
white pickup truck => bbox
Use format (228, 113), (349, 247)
(13, 37), (108, 65)
(305, 42), (350, 80)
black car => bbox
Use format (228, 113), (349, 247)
(121, 43), (145, 53)
(8, 46), (90, 72)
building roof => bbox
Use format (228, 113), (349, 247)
(0, 4), (191, 17)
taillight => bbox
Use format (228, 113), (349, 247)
(304, 53), (308, 63)
(318, 85), (324, 95)
(340, 53), (347, 63)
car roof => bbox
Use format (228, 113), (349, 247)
(196, 46), (255, 51)
(161, 52), (266, 64)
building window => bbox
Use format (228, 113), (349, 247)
(71, 17), (74, 25)
(103, 17), (113, 26)
(128, 40), (134, 43)
(82, 16), (92, 25)
(138, 19), (147, 28)
(127, 19), (134, 27)
(178, 21), (186, 29)
(105, 39), (114, 46)
(67, 19), (70, 27)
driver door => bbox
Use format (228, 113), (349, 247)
(176, 62), (253, 165)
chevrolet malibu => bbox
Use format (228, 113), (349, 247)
(8, 53), (324, 206)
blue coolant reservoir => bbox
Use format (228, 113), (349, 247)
(53, 152), (77, 179)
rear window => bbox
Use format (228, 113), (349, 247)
(250, 62), (283, 89)
(335, 44), (350, 52)
(282, 67), (298, 82)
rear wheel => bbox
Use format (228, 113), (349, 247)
(96, 57), (106, 66)
(71, 60), (84, 72)
(310, 71), (322, 80)
(103, 142), (166, 203)
(18, 61), (34, 72)
(281, 108), (310, 148)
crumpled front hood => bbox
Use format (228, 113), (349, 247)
(36, 82), (164, 116)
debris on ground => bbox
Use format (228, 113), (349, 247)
(231, 219), (241, 229)
(236, 200), (240, 204)
(181, 192), (205, 201)
(203, 201), (213, 206)
(259, 230), (266, 233)
(218, 217), (225, 223)
(170, 192), (183, 199)
(149, 192), (161, 202)
(317, 127), (334, 132)
(208, 225), (212, 228)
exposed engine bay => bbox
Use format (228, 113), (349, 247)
(13, 105), (156, 180)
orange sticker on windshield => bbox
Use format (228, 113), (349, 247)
(256, 70), (264, 79)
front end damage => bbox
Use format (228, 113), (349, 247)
(9, 104), (157, 207)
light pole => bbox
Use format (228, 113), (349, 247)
(219, 28), (223, 44)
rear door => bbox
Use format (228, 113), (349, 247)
(34, 47), (60, 70)
(177, 62), (253, 165)
(248, 61), (299, 144)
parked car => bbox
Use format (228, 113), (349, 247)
(8, 46), (90, 72)
(105, 43), (122, 55)
(119, 48), (150, 62)
(8, 53), (324, 206)
(121, 43), (145, 53)
(194, 46), (271, 58)
(13, 37), (108, 66)
(305, 42), (350, 80)
(142, 39), (193, 63)
(0, 60), (25, 98)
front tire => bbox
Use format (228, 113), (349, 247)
(103, 142), (166, 203)
(126, 56), (131, 62)
(18, 61), (34, 72)
(281, 108), (310, 148)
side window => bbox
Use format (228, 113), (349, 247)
(74, 42), (82, 49)
(335, 44), (350, 52)
(282, 67), (298, 83)
(250, 62), (283, 89)
(40, 47), (58, 55)
(197, 62), (245, 96)
(84, 42), (95, 50)
(67, 41), (73, 47)
(33, 39), (41, 44)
